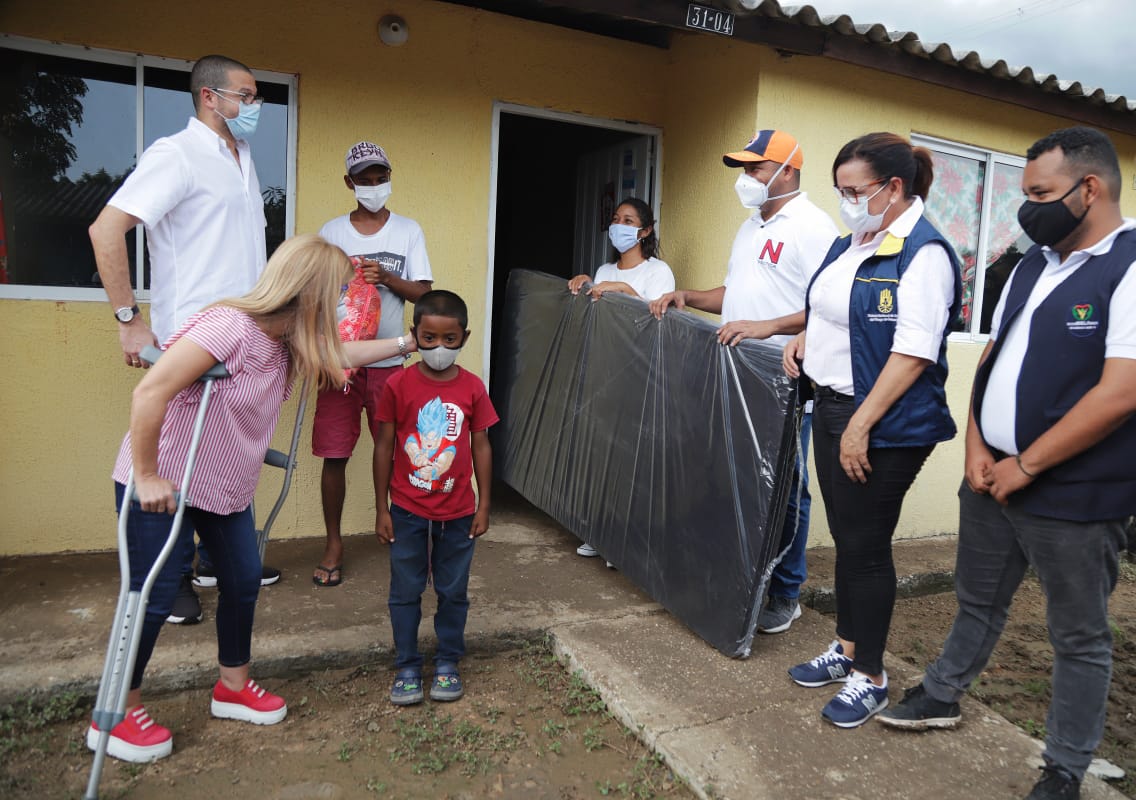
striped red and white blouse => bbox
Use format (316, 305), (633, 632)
(112, 306), (292, 515)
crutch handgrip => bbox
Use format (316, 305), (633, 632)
(263, 449), (290, 469)
(139, 345), (230, 380)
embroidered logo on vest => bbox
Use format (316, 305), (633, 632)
(1067, 303), (1100, 337)
(877, 287), (895, 314)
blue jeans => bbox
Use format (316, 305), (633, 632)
(114, 483), (262, 689)
(922, 484), (1125, 780)
(388, 504), (476, 672)
(768, 413), (812, 600)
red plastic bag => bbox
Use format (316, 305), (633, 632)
(340, 258), (382, 385)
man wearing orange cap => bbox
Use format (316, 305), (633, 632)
(650, 129), (838, 634)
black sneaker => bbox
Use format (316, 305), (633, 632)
(195, 566), (279, 587)
(166, 575), (203, 625)
(877, 684), (961, 730)
(1026, 761), (1081, 800)
(192, 565), (217, 589)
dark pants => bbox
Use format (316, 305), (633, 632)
(114, 483), (262, 689)
(811, 394), (933, 676)
(387, 504), (476, 671)
(923, 485), (1125, 780)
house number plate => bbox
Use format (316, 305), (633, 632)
(686, 4), (735, 36)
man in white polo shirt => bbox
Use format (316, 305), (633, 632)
(89, 54), (280, 626)
(649, 130), (838, 634)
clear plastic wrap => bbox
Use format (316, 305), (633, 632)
(492, 269), (800, 657)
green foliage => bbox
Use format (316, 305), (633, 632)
(0, 691), (90, 759)
(390, 709), (523, 776)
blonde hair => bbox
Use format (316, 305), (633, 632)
(215, 234), (351, 391)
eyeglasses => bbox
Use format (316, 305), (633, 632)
(210, 87), (263, 106)
(833, 179), (889, 205)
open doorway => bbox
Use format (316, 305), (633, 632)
(484, 104), (661, 392)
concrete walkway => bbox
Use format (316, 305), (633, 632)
(0, 489), (1124, 800)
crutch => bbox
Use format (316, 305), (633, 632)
(85, 346), (228, 800)
(254, 378), (310, 563)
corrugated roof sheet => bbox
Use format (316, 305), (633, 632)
(723, 0), (1135, 114)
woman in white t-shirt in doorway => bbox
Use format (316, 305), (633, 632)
(568, 197), (675, 302)
(566, 197), (674, 561)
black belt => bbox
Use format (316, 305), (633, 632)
(813, 384), (854, 402)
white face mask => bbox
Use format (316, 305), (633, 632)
(353, 181), (392, 213)
(838, 182), (890, 234)
(419, 344), (461, 371)
(733, 145), (799, 210)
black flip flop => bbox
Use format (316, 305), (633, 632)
(312, 564), (343, 587)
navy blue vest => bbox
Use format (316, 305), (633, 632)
(973, 228), (1136, 521)
(807, 216), (962, 448)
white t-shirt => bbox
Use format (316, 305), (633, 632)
(722, 193), (839, 347)
(319, 211), (433, 368)
(109, 117), (266, 343)
(804, 198), (956, 396)
(981, 218), (1136, 454)
(593, 257), (675, 301)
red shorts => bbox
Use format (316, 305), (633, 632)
(312, 366), (401, 458)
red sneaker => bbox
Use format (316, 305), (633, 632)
(86, 705), (173, 763)
(211, 679), (287, 725)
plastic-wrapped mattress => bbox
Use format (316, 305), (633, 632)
(492, 269), (800, 657)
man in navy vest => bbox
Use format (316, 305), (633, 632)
(878, 127), (1136, 800)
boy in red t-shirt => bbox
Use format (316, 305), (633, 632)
(375, 290), (498, 705)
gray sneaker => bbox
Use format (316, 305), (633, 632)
(757, 595), (801, 634)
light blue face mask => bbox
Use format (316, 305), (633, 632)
(213, 91), (260, 139)
(608, 223), (642, 254)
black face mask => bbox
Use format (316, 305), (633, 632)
(1017, 177), (1088, 247)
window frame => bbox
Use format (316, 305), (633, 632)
(0, 33), (298, 302)
(912, 133), (1027, 343)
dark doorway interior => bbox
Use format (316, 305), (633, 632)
(489, 112), (647, 394)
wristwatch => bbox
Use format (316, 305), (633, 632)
(114, 304), (141, 323)
(397, 335), (412, 360)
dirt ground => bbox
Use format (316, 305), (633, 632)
(886, 558), (1136, 799)
(2, 561), (1133, 799)
(0, 640), (690, 800)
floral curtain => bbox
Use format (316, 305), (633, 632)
(923, 152), (983, 330)
(923, 152), (1028, 333)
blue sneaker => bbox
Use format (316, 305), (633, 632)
(788, 640), (853, 687)
(390, 669), (424, 706)
(822, 671), (889, 728)
(430, 665), (464, 702)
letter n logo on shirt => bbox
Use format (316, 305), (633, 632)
(759, 239), (784, 265)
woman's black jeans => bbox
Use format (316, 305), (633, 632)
(811, 391), (934, 676)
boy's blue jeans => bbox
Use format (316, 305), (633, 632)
(113, 483), (262, 689)
(388, 504), (476, 672)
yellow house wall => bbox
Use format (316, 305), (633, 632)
(2, 1), (1134, 554)
(746, 52), (1136, 547)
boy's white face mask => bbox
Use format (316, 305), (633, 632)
(418, 344), (461, 371)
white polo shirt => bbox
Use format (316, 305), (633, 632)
(980, 218), (1136, 454)
(804, 198), (956, 396)
(109, 117), (267, 343)
(722, 192), (839, 347)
